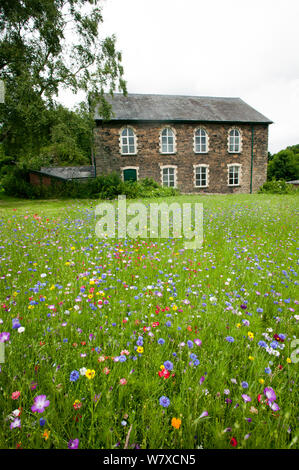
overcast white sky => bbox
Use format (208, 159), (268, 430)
(60, 0), (299, 154)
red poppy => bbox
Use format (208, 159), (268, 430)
(158, 369), (170, 379)
(230, 437), (238, 447)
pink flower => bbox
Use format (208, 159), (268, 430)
(119, 378), (127, 385)
(199, 411), (209, 418)
(31, 395), (50, 413)
(242, 394), (252, 403)
(263, 387), (276, 403)
(194, 338), (202, 347)
(11, 391), (21, 400)
(68, 438), (79, 449)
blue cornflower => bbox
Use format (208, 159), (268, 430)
(70, 370), (80, 382)
(241, 381), (248, 389)
(265, 367), (272, 374)
(187, 340), (193, 348)
(193, 359), (200, 366)
(270, 341), (278, 349)
(225, 336), (235, 343)
(190, 353), (197, 361)
(119, 355), (126, 362)
(258, 340), (267, 348)
(164, 360), (173, 371)
(39, 418), (46, 426)
(157, 338), (165, 345)
(159, 396), (170, 408)
(165, 321), (171, 327)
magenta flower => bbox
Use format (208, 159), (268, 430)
(194, 338), (202, 347)
(263, 386), (276, 403)
(0, 332), (10, 343)
(68, 438), (79, 449)
(31, 395), (50, 413)
(199, 411), (209, 418)
(242, 394), (252, 403)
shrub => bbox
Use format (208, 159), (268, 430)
(258, 179), (298, 194)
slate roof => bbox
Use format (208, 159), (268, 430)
(95, 93), (272, 124)
(39, 166), (95, 179)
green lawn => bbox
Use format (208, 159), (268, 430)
(0, 193), (298, 449)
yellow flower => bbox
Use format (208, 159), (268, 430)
(160, 365), (165, 370)
(136, 346), (144, 354)
(85, 369), (95, 380)
(71, 246), (75, 250)
(88, 294), (93, 299)
(169, 297), (174, 301)
(89, 279), (95, 285)
(171, 417), (182, 429)
(248, 331), (254, 339)
(65, 262), (70, 266)
(43, 430), (50, 440)
(236, 323), (241, 329)
(248, 356), (254, 361)
(172, 305), (178, 311)
(259, 378), (265, 384)
(50, 284), (55, 290)
(286, 357), (292, 364)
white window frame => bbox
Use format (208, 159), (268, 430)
(193, 164), (209, 188)
(120, 166), (139, 181)
(228, 128), (242, 153)
(159, 127), (176, 154)
(160, 164), (177, 188)
(194, 128), (209, 153)
(227, 163), (242, 186)
(119, 126), (138, 155)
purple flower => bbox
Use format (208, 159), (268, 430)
(194, 338), (202, 347)
(269, 402), (280, 412)
(12, 318), (21, 329)
(10, 418), (21, 429)
(263, 386), (276, 403)
(199, 376), (205, 385)
(242, 394), (252, 403)
(0, 332), (10, 342)
(31, 395), (50, 413)
(159, 396), (170, 408)
(199, 411), (208, 418)
(68, 438), (79, 449)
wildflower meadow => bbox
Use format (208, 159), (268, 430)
(0, 193), (298, 450)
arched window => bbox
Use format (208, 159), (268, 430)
(120, 127), (137, 154)
(160, 127), (175, 154)
(228, 128), (241, 153)
(194, 128), (208, 153)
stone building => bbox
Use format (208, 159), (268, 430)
(94, 93), (272, 193)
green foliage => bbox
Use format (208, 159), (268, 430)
(0, 0), (126, 160)
(267, 145), (299, 181)
(1, 170), (180, 200)
(258, 179), (298, 194)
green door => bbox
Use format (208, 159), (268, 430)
(123, 168), (137, 182)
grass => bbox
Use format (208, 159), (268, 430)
(0, 193), (298, 449)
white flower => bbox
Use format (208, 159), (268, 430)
(79, 367), (87, 376)
(40, 273), (47, 278)
(17, 327), (25, 333)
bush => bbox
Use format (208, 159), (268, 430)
(258, 179), (298, 194)
(1, 169), (180, 200)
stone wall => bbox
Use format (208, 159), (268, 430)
(94, 121), (269, 193)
